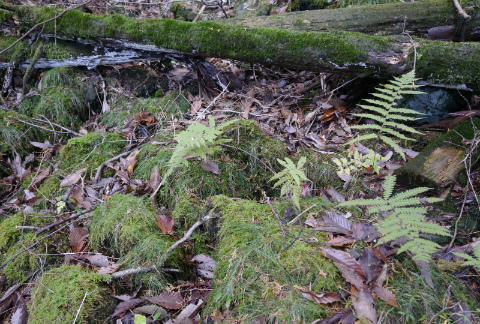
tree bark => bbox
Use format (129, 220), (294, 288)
(225, 0), (480, 41)
(0, 1), (479, 91)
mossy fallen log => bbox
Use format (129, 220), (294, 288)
(0, 1), (479, 90)
(225, 0), (480, 41)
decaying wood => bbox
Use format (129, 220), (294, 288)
(0, 1), (479, 90)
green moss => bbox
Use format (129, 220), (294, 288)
(0, 215), (23, 253)
(28, 265), (113, 324)
(90, 194), (183, 291)
(207, 196), (341, 322)
(11, 5), (391, 71)
(133, 120), (287, 208)
(0, 8), (13, 22)
(17, 67), (89, 130)
(58, 131), (125, 178)
(376, 258), (480, 323)
(0, 110), (48, 156)
(413, 41), (480, 90)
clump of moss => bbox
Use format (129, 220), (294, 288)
(90, 194), (183, 291)
(0, 213), (69, 283)
(0, 110), (47, 156)
(58, 131), (125, 178)
(207, 195), (341, 323)
(0, 214), (23, 253)
(28, 265), (113, 324)
(134, 120), (288, 209)
(19, 88), (88, 130)
(376, 258), (480, 323)
(18, 66), (89, 130)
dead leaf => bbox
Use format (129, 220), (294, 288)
(191, 100), (203, 115)
(30, 141), (52, 149)
(156, 214), (175, 235)
(191, 254), (217, 279)
(60, 168), (87, 187)
(97, 255), (130, 275)
(69, 226), (89, 253)
(147, 291), (184, 310)
(358, 248), (383, 285)
(322, 248), (368, 290)
(112, 298), (144, 318)
(134, 112), (155, 125)
(200, 159), (221, 175)
(352, 289), (377, 324)
(372, 286), (397, 307)
(71, 185), (92, 209)
(86, 254), (110, 268)
(301, 291), (342, 304)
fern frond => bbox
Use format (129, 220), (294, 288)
(391, 187), (431, 200)
(270, 157), (309, 210)
(383, 122), (423, 135)
(382, 175), (396, 199)
(338, 175), (450, 263)
(345, 134), (378, 146)
(379, 136), (405, 159)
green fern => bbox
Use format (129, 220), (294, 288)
(347, 70), (424, 160)
(150, 116), (237, 198)
(453, 245), (480, 269)
(269, 157), (309, 210)
(338, 175), (450, 262)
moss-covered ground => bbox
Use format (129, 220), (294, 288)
(28, 265), (114, 324)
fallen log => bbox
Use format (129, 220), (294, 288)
(0, 1), (479, 91)
(225, 0), (480, 41)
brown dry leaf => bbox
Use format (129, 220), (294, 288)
(352, 289), (377, 324)
(134, 112), (155, 125)
(242, 88), (255, 119)
(112, 298), (144, 318)
(301, 291), (342, 304)
(191, 100), (203, 115)
(373, 286), (397, 307)
(86, 254), (110, 268)
(147, 291), (184, 310)
(146, 166), (160, 192)
(323, 187), (345, 203)
(69, 226), (89, 253)
(322, 248), (368, 290)
(156, 214), (175, 235)
(60, 168), (86, 187)
(358, 248), (383, 285)
(23, 190), (40, 203)
(323, 211), (354, 235)
(191, 254), (217, 279)
(97, 254), (131, 275)
(71, 185), (92, 209)
(325, 236), (355, 247)
(122, 150), (140, 177)
(200, 159), (221, 175)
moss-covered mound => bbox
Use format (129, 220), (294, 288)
(207, 195), (341, 323)
(0, 213), (69, 283)
(19, 66), (89, 129)
(59, 130), (125, 177)
(133, 120), (288, 208)
(377, 258), (480, 324)
(90, 194), (183, 291)
(28, 265), (114, 324)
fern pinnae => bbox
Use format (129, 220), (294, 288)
(382, 175), (396, 199)
(379, 136), (405, 159)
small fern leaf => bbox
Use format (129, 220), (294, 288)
(379, 136), (405, 160)
(391, 187), (431, 201)
(383, 175), (396, 199)
(353, 113), (387, 124)
(383, 122), (423, 135)
(345, 133), (377, 146)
